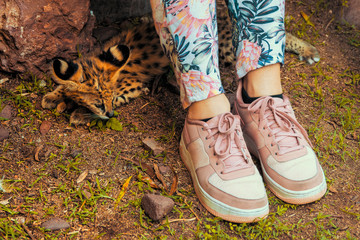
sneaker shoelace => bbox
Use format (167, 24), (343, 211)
(204, 113), (250, 174)
(248, 97), (312, 156)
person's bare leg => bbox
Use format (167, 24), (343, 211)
(243, 63), (282, 98)
(187, 93), (230, 120)
(187, 63), (282, 120)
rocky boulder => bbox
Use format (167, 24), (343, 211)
(340, 0), (360, 28)
(90, 0), (152, 24)
(0, 0), (95, 76)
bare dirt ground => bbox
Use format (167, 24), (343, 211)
(0, 0), (359, 239)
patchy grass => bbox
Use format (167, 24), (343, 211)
(1, 1), (360, 239)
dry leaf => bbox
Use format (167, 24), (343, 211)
(161, 217), (196, 224)
(83, 189), (92, 199)
(34, 145), (43, 161)
(0, 197), (12, 205)
(15, 216), (26, 224)
(169, 166), (178, 196)
(0, 78), (9, 84)
(300, 11), (309, 21)
(142, 137), (164, 156)
(300, 11), (315, 27)
(328, 185), (338, 193)
(0, 178), (11, 193)
(114, 175), (132, 208)
(142, 176), (160, 189)
(20, 220), (35, 240)
(121, 156), (156, 179)
(76, 170), (89, 184)
(154, 163), (167, 189)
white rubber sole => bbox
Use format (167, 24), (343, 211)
(244, 133), (327, 205)
(179, 136), (269, 223)
(262, 166), (327, 204)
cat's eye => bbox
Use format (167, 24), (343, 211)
(95, 103), (105, 112)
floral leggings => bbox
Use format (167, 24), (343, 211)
(150, 0), (285, 108)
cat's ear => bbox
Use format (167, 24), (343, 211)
(50, 58), (81, 90)
(98, 44), (130, 67)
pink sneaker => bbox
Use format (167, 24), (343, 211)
(180, 113), (269, 223)
(233, 84), (327, 204)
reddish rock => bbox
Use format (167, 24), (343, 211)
(0, 126), (9, 141)
(141, 194), (174, 221)
(340, 0), (360, 28)
(92, 26), (121, 43)
(0, 105), (15, 120)
(159, 165), (171, 175)
(41, 217), (70, 231)
(39, 120), (52, 135)
(0, 0), (95, 76)
(91, 0), (152, 24)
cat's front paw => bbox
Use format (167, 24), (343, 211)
(42, 93), (61, 109)
(70, 108), (94, 126)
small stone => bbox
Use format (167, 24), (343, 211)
(41, 217), (70, 231)
(142, 137), (164, 156)
(141, 194), (174, 221)
(0, 126), (9, 141)
(39, 79), (47, 88)
(39, 120), (52, 135)
(0, 105), (14, 120)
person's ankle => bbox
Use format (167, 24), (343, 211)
(242, 87), (283, 104)
(188, 94), (230, 120)
(243, 63), (283, 98)
(243, 80), (283, 98)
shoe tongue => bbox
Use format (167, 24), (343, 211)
(205, 112), (237, 129)
(205, 114), (223, 126)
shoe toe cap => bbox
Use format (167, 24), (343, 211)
(208, 169), (266, 200)
(267, 146), (319, 181)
